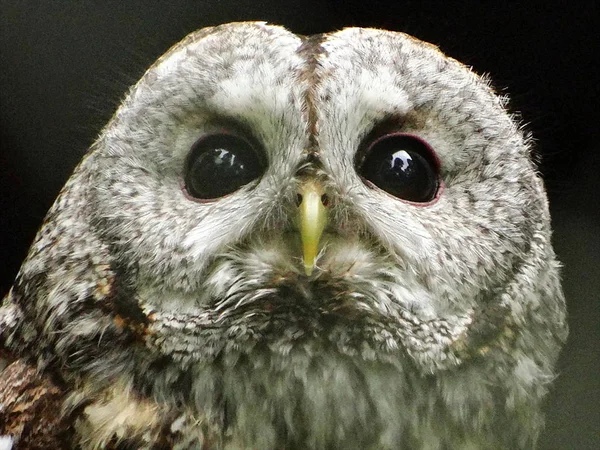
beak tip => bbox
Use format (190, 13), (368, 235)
(303, 262), (314, 276)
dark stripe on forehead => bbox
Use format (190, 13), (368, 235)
(296, 34), (328, 165)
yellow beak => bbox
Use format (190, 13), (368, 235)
(297, 180), (328, 276)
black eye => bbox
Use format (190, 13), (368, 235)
(358, 133), (439, 203)
(184, 133), (265, 199)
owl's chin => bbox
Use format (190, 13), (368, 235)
(142, 289), (405, 367)
(137, 275), (480, 381)
(129, 237), (507, 379)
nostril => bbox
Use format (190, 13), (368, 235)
(296, 193), (303, 206)
(321, 193), (329, 207)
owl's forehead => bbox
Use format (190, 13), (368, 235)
(136, 21), (475, 114)
(157, 22), (447, 70)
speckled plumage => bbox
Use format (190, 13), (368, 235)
(0, 22), (567, 449)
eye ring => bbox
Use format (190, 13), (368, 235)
(183, 132), (266, 201)
(356, 132), (442, 204)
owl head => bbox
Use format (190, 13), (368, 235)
(1, 22), (567, 449)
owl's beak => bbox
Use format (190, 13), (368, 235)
(297, 180), (329, 276)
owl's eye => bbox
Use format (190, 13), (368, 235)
(358, 133), (439, 203)
(184, 133), (265, 199)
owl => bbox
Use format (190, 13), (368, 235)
(0, 22), (567, 449)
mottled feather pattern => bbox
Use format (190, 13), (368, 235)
(1, 22), (566, 449)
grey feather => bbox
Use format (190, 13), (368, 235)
(0, 22), (567, 449)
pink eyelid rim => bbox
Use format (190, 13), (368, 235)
(181, 180), (221, 204)
(360, 132), (444, 207)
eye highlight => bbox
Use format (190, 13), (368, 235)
(184, 133), (265, 200)
(357, 133), (440, 203)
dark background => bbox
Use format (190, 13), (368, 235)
(1, 2), (598, 448)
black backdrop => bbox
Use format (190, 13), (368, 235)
(1, 2), (598, 448)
